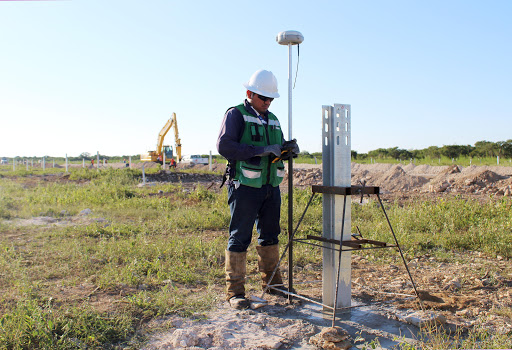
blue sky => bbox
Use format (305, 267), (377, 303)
(1, 0), (511, 158)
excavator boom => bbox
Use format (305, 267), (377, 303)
(173, 115), (182, 162)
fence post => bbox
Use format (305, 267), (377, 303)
(497, 156), (500, 165)
(43, 157), (46, 171)
(26, 159), (28, 171)
(13, 157), (16, 171)
(163, 152), (166, 170)
(83, 158), (85, 168)
(96, 152), (100, 171)
(209, 151), (212, 171)
(142, 163), (146, 185)
(65, 154), (69, 172)
(129, 156), (132, 169)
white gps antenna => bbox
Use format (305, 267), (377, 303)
(276, 30), (304, 140)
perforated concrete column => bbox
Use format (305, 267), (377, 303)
(322, 104), (351, 308)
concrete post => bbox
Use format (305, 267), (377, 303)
(142, 163), (146, 185)
(96, 152), (100, 171)
(43, 157), (45, 171)
(65, 154), (69, 172)
(129, 156), (132, 169)
(26, 159), (28, 171)
(13, 158), (15, 171)
(163, 152), (166, 170)
(83, 158), (85, 168)
(497, 156), (500, 165)
(209, 151), (212, 172)
(322, 104), (351, 308)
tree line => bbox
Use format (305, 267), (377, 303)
(351, 140), (512, 160)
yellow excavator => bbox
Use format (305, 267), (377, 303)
(140, 113), (182, 164)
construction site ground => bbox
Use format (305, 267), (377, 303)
(137, 162), (512, 349)
(5, 162), (512, 349)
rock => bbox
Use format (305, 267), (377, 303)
(309, 327), (351, 350)
(407, 261), (418, 269)
(170, 328), (199, 348)
(402, 311), (446, 327)
(318, 326), (349, 342)
(79, 208), (92, 215)
(443, 278), (462, 290)
(248, 295), (268, 309)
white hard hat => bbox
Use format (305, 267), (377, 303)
(243, 69), (280, 98)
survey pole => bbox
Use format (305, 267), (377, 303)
(276, 30), (303, 301)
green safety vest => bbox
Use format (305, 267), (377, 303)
(232, 104), (285, 188)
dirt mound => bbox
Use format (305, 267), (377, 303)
(407, 164), (449, 176)
(365, 165), (429, 193)
(422, 168), (511, 195)
(442, 164), (462, 174)
(465, 169), (507, 185)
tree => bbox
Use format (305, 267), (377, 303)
(473, 141), (497, 157)
(441, 145), (461, 159)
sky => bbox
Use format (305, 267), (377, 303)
(1, 0), (511, 158)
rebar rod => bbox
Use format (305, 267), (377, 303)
(376, 194), (425, 311)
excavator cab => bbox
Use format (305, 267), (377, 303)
(163, 146), (174, 159)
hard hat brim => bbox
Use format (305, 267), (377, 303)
(243, 83), (280, 99)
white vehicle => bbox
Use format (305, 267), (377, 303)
(0, 158), (8, 165)
(181, 154), (209, 165)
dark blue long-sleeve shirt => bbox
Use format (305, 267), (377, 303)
(217, 100), (269, 161)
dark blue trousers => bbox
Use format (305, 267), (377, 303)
(227, 184), (281, 252)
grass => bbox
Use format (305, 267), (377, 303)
(0, 168), (511, 348)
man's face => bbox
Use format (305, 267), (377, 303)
(248, 91), (273, 115)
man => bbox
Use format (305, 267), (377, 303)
(217, 69), (299, 309)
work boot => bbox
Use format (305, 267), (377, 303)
(225, 250), (250, 309)
(256, 244), (289, 297)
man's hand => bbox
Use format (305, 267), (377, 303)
(286, 139), (300, 156)
(257, 144), (282, 157)
(278, 139), (300, 161)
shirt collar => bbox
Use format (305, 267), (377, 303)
(244, 99), (269, 119)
